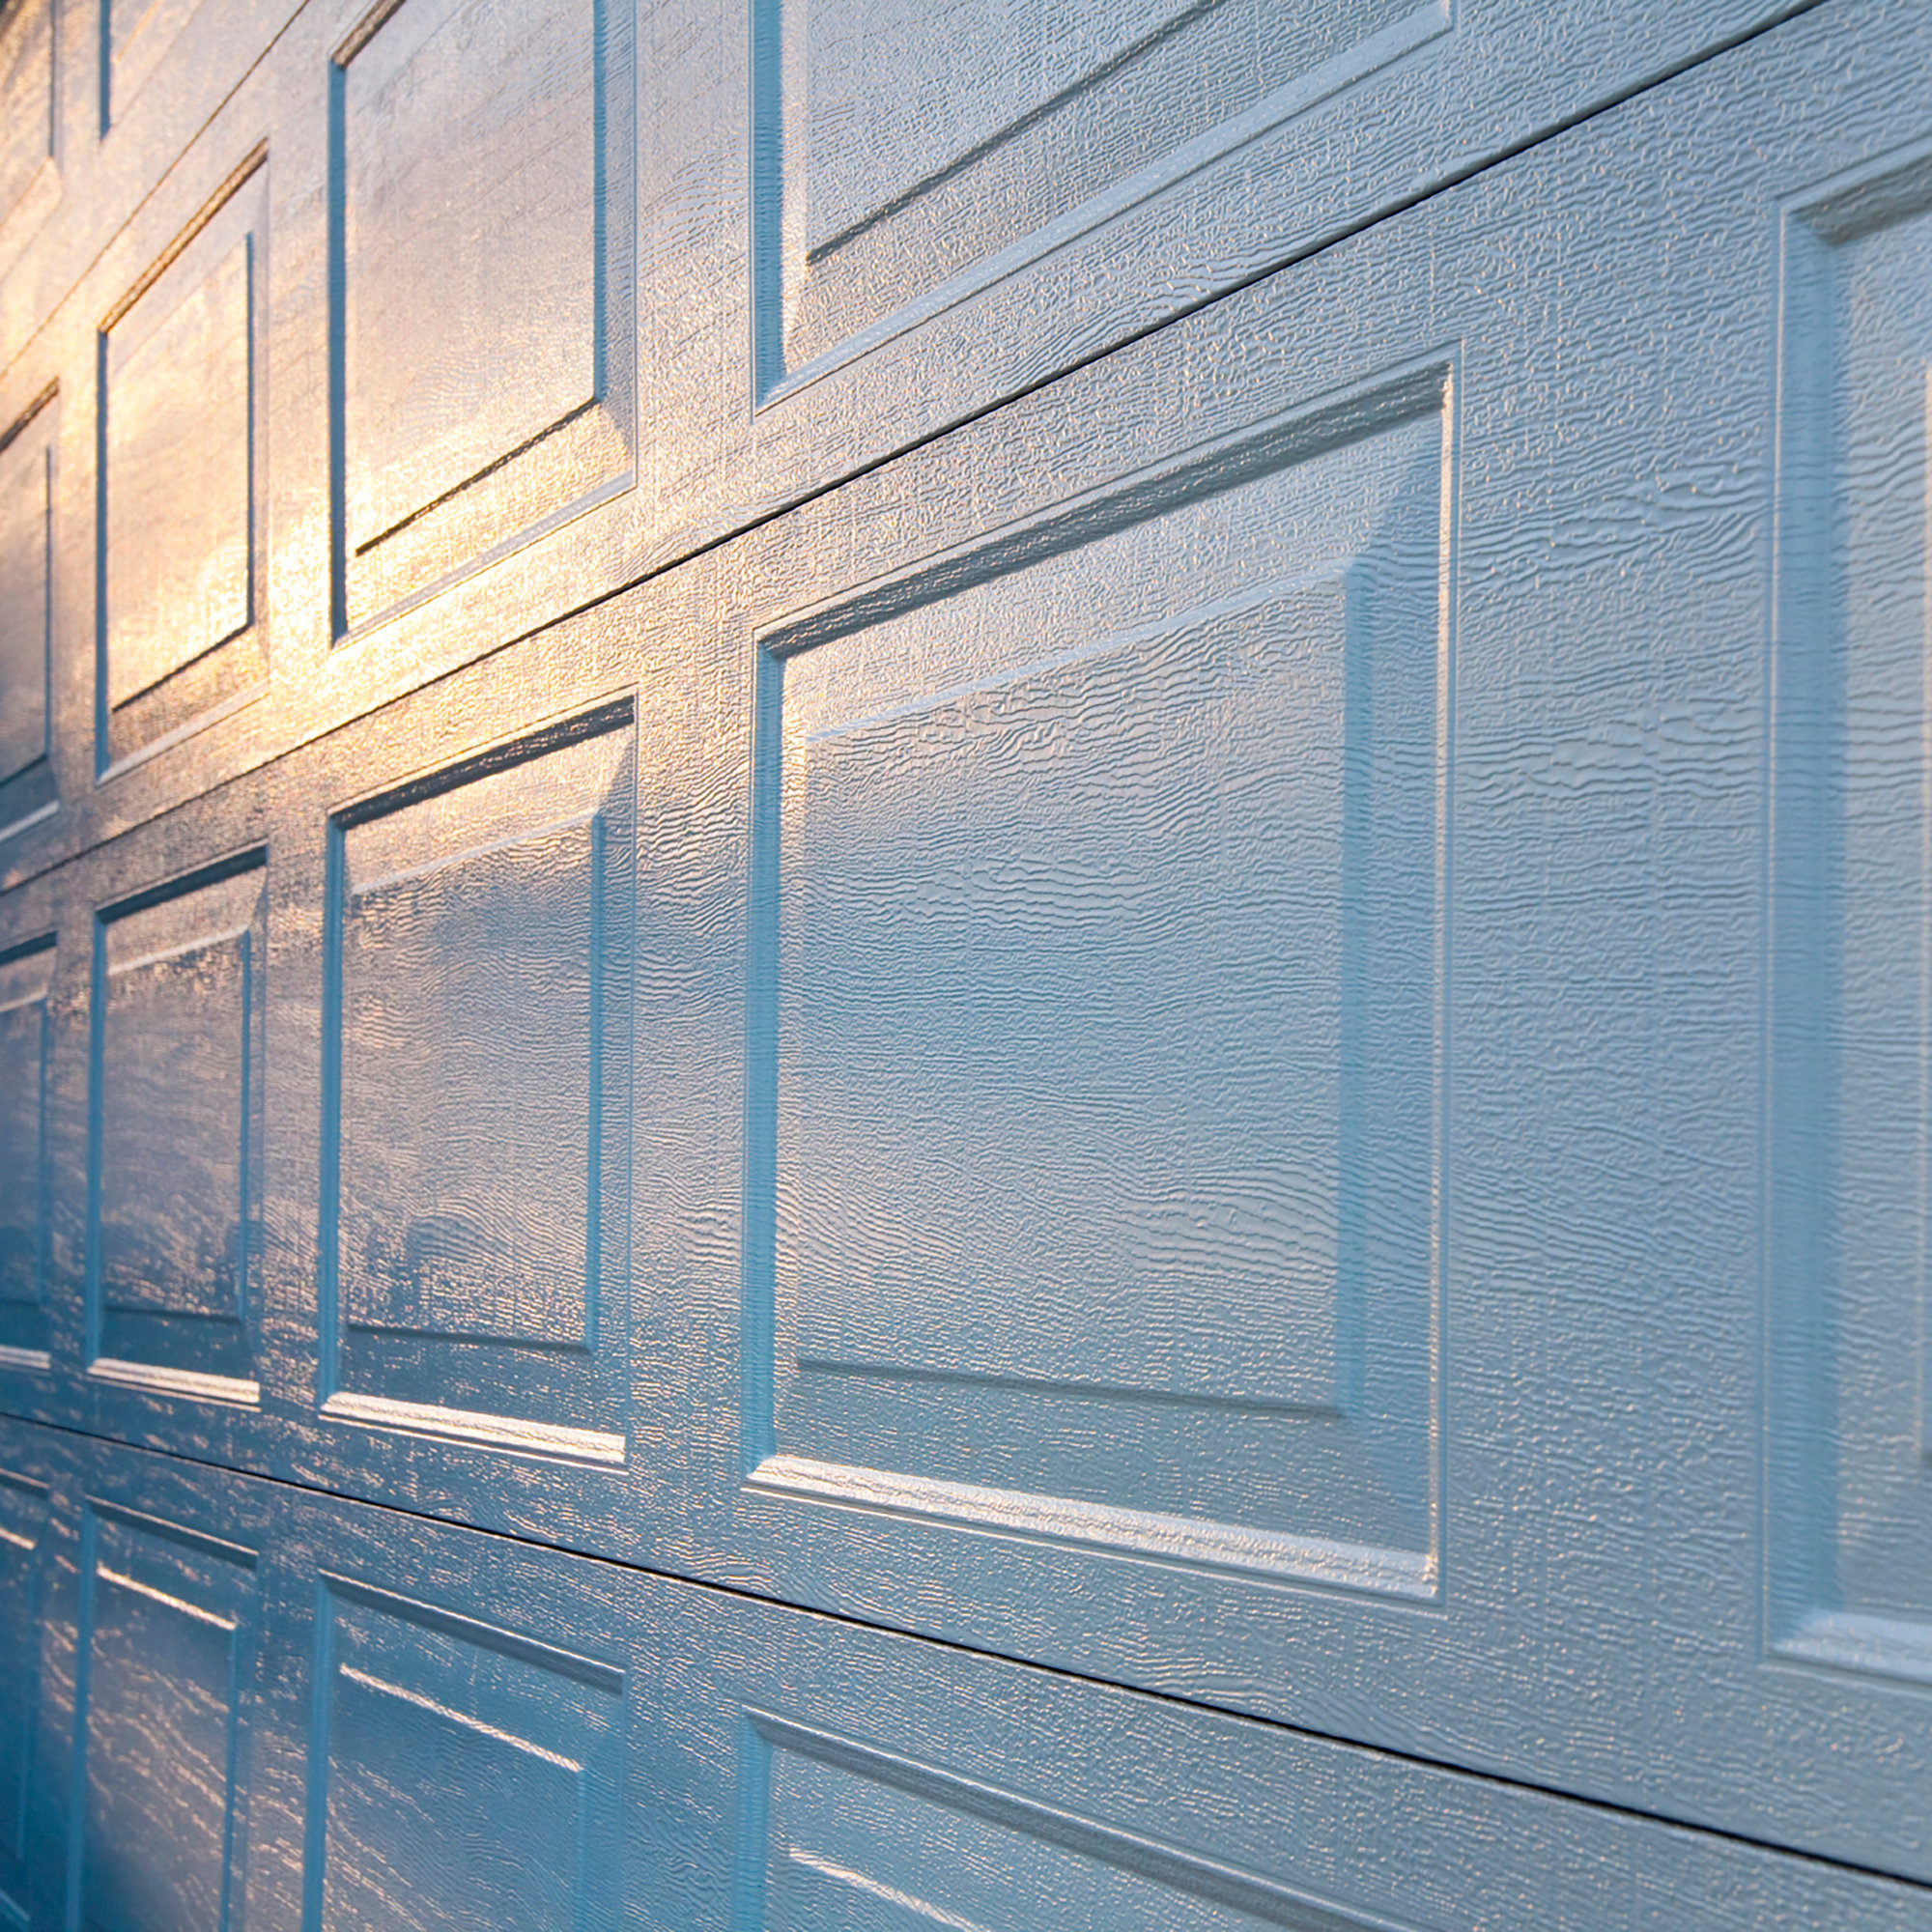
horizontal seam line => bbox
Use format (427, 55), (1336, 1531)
(9, 1411), (1925, 1897)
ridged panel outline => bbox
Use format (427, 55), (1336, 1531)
(742, 352), (1458, 1600)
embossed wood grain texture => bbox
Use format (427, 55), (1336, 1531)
(0, 0), (1929, 1880)
(0, 0), (1844, 895)
(0, 1424), (1924, 1930)
(0, 0), (305, 355)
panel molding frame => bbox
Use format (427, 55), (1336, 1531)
(326, 0), (639, 640)
(94, 141), (270, 781)
(84, 844), (268, 1406)
(740, 352), (1459, 1604)
(1764, 133), (1932, 1693)
(318, 693), (637, 1460)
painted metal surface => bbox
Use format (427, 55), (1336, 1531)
(0, 1422), (1920, 1928)
(0, 0), (1925, 1918)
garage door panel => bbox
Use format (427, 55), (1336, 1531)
(747, 366), (1448, 1597)
(0, 0), (1927, 1888)
(1768, 139), (1932, 1694)
(641, 0), (1830, 575)
(0, 1427), (1927, 1928)
(0, 0), (1861, 885)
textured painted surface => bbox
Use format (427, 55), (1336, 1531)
(0, 0), (1925, 1922)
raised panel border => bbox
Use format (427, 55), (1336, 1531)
(742, 354), (1457, 1602)
(0, 384), (58, 844)
(1766, 134), (1932, 1692)
(317, 696), (636, 1466)
(70, 1495), (258, 1932)
(737, 1706), (1410, 1932)
(85, 846), (268, 1408)
(95, 143), (270, 781)
(0, 933), (56, 1376)
(747, 0), (1452, 409)
(327, 0), (639, 641)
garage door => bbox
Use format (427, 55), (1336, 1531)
(0, 0), (1927, 1921)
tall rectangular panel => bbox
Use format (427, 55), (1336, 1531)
(1770, 141), (1932, 1689)
(90, 858), (267, 1406)
(333, 0), (634, 631)
(0, 394), (55, 837)
(99, 156), (269, 772)
(72, 1503), (256, 1932)
(308, 1575), (622, 1931)
(0, 1472), (47, 1932)
(323, 709), (634, 1462)
(0, 0), (54, 250)
(0, 940), (53, 1369)
(748, 363), (1449, 1595)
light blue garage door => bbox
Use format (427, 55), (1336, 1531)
(0, 0), (1927, 1923)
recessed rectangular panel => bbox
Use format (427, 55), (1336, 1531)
(101, 162), (266, 765)
(76, 1507), (255, 1932)
(755, 372), (1447, 1590)
(0, 945), (52, 1326)
(94, 863), (265, 1396)
(337, 0), (631, 626)
(757, 0), (1427, 390)
(104, 0), (208, 130)
(0, 0), (53, 231)
(315, 1578), (620, 1932)
(0, 1474), (46, 1929)
(0, 422), (48, 787)
(328, 718), (633, 1452)
(1772, 152), (1932, 1686)
(750, 1712), (1398, 1932)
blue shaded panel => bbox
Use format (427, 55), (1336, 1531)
(74, 1505), (255, 1932)
(0, 1473), (47, 1931)
(92, 861), (265, 1398)
(312, 1577), (622, 1932)
(753, 368), (1447, 1590)
(1771, 147), (1932, 1688)
(327, 715), (633, 1456)
(746, 1712), (1395, 1932)
(0, 945), (52, 1323)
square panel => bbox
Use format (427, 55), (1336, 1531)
(311, 1576), (622, 1932)
(333, 0), (634, 631)
(72, 1504), (256, 1932)
(749, 363), (1451, 1594)
(324, 711), (634, 1461)
(99, 156), (268, 771)
(0, 940), (53, 1367)
(90, 859), (266, 1405)
(1769, 143), (1932, 1687)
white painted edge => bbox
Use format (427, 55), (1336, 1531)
(0, 1346), (49, 1374)
(321, 1391), (626, 1466)
(88, 1357), (261, 1406)
(746, 1454), (1435, 1599)
(1777, 1608), (1932, 1686)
